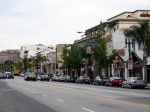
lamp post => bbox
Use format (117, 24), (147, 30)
(125, 38), (134, 77)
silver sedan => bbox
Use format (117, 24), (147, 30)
(122, 77), (147, 89)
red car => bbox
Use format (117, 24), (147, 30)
(105, 77), (124, 87)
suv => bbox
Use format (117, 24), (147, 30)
(24, 72), (36, 81)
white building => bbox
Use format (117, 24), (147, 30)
(20, 44), (55, 58)
(106, 10), (150, 82)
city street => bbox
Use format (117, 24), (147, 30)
(0, 76), (150, 112)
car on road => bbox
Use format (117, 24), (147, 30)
(93, 76), (108, 86)
(105, 77), (124, 87)
(42, 75), (50, 81)
(122, 77), (147, 89)
(24, 72), (36, 81)
(76, 76), (91, 84)
(37, 75), (44, 81)
(0, 73), (5, 79)
(51, 74), (61, 81)
(4, 72), (14, 79)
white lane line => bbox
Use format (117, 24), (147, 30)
(33, 90), (37, 92)
(57, 99), (64, 102)
(81, 107), (94, 112)
(43, 94), (47, 96)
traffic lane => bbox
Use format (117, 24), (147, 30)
(4, 79), (150, 112)
(5, 77), (150, 106)
(0, 81), (56, 112)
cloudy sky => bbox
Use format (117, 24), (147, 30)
(0, 0), (150, 51)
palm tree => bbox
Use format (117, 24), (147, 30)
(123, 19), (150, 82)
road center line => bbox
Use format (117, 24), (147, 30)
(81, 107), (94, 112)
(57, 99), (64, 102)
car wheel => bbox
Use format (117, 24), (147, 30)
(122, 83), (124, 88)
(129, 84), (132, 89)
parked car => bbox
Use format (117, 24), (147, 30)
(58, 75), (67, 82)
(4, 72), (14, 79)
(24, 72), (36, 81)
(19, 72), (25, 77)
(69, 76), (77, 83)
(37, 75), (44, 81)
(105, 77), (124, 87)
(51, 74), (61, 81)
(0, 73), (5, 79)
(42, 75), (50, 81)
(93, 76), (108, 86)
(122, 77), (147, 89)
(76, 76), (91, 84)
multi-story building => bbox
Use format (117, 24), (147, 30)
(74, 10), (150, 82)
(0, 50), (20, 64)
(107, 10), (150, 82)
(20, 44), (54, 59)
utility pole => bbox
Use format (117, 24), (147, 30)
(125, 39), (134, 77)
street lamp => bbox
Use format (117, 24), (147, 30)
(125, 38), (134, 77)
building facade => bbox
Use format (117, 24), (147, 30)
(0, 50), (20, 64)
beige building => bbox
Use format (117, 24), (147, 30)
(0, 50), (20, 64)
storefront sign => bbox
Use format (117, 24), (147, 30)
(128, 60), (133, 69)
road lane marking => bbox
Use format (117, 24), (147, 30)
(43, 94), (47, 96)
(82, 107), (94, 112)
(43, 85), (150, 107)
(57, 99), (64, 102)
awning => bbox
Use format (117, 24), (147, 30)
(132, 52), (144, 67)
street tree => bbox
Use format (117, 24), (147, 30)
(22, 56), (29, 72)
(60, 44), (69, 74)
(93, 23), (118, 75)
(68, 45), (83, 76)
(123, 19), (150, 82)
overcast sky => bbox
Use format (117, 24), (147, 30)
(0, 0), (150, 51)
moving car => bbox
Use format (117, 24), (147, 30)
(93, 76), (107, 86)
(105, 77), (124, 87)
(24, 72), (36, 81)
(76, 76), (91, 84)
(122, 77), (147, 89)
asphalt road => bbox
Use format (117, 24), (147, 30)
(0, 76), (150, 112)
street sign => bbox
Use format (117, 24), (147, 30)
(128, 60), (133, 69)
